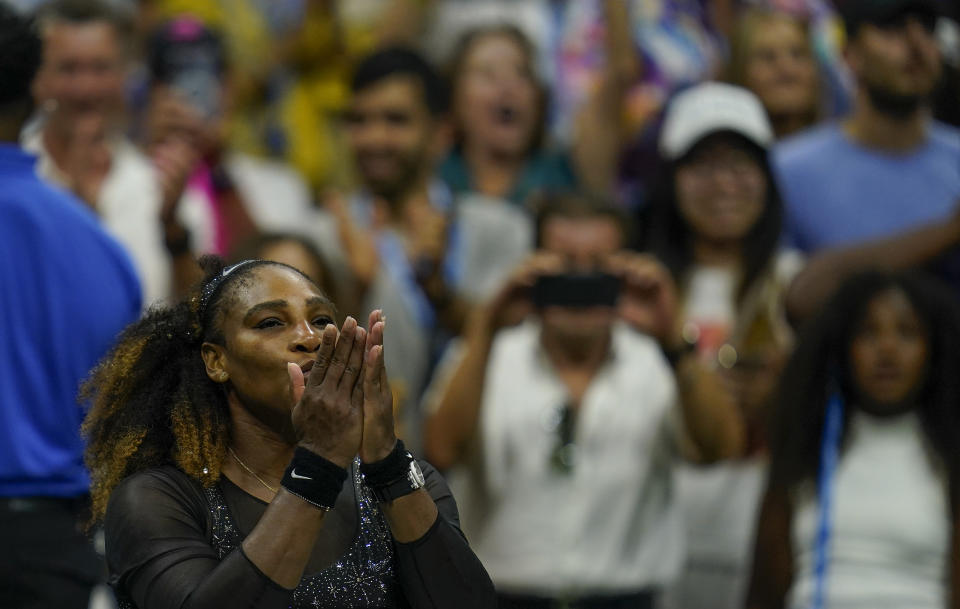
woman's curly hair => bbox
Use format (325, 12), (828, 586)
(81, 256), (321, 522)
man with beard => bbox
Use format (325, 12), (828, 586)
(25, 0), (197, 307)
(773, 0), (960, 319)
(329, 47), (531, 452)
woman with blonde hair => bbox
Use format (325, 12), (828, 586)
(726, 7), (823, 138)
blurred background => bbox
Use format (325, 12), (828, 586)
(1, 0), (959, 607)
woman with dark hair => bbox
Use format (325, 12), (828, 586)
(439, 1), (637, 206)
(650, 82), (803, 609)
(642, 82), (793, 332)
(81, 256), (495, 609)
(747, 270), (960, 608)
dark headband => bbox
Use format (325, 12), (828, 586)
(198, 259), (260, 322)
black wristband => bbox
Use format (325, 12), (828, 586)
(359, 439), (409, 488)
(280, 447), (348, 511)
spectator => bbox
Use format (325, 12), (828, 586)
(143, 0), (431, 191)
(268, 0), (438, 192)
(0, 5), (142, 607)
(25, 0), (194, 306)
(424, 193), (743, 607)
(644, 81), (802, 609)
(143, 17), (316, 263)
(726, 7), (822, 138)
(747, 270), (960, 608)
(775, 0), (960, 320)
(439, 1), (637, 206)
(328, 46), (532, 452)
(641, 82), (799, 360)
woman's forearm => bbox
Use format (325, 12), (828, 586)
(380, 488), (440, 543)
(423, 314), (496, 470)
(392, 507), (497, 609)
(570, 0), (639, 193)
(674, 355), (746, 462)
(240, 489), (329, 589)
(786, 209), (960, 322)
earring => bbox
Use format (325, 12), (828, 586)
(217, 372), (228, 382)
(42, 99), (58, 113)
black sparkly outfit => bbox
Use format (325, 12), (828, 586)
(205, 460), (398, 608)
(105, 460), (494, 609)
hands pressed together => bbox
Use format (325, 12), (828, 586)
(325, 191), (450, 290)
(288, 310), (397, 469)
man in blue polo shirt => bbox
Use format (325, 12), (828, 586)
(775, 0), (960, 318)
(0, 6), (141, 608)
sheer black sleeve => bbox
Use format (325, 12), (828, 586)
(104, 467), (292, 609)
(392, 460), (496, 609)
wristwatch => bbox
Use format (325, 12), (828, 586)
(369, 453), (425, 503)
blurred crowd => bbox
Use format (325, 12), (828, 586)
(1, 0), (959, 608)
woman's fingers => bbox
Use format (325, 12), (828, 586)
(351, 355), (366, 409)
(379, 347), (390, 398)
(305, 323), (340, 389)
(322, 316), (357, 386)
(368, 320), (384, 350)
(288, 362), (305, 403)
(363, 342), (390, 403)
(365, 309), (382, 353)
(337, 326), (366, 394)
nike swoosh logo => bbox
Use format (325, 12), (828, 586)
(290, 469), (312, 480)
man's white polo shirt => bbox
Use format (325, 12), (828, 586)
(465, 320), (684, 596)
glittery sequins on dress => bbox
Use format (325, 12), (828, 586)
(206, 458), (399, 608)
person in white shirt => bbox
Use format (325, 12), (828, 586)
(641, 82), (804, 609)
(424, 192), (743, 607)
(26, 0), (196, 307)
(747, 270), (960, 609)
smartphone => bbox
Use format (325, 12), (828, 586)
(532, 272), (621, 308)
(170, 67), (221, 121)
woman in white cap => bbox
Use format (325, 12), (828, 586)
(644, 82), (804, 609)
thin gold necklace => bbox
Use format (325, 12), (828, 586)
(228, 447), (278, 494)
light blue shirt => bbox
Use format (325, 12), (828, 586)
(773, 121), (960, 283)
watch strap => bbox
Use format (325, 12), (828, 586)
(368, 458), (424, 503)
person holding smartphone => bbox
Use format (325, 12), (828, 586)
(142, 17), (317, 267)
(423, 192), (742, 608)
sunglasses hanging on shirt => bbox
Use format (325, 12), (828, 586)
(549, 402), (577, 475)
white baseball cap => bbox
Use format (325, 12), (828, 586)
(659, 82), (774, 161)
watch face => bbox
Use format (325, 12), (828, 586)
(407, 460), (425, 488)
